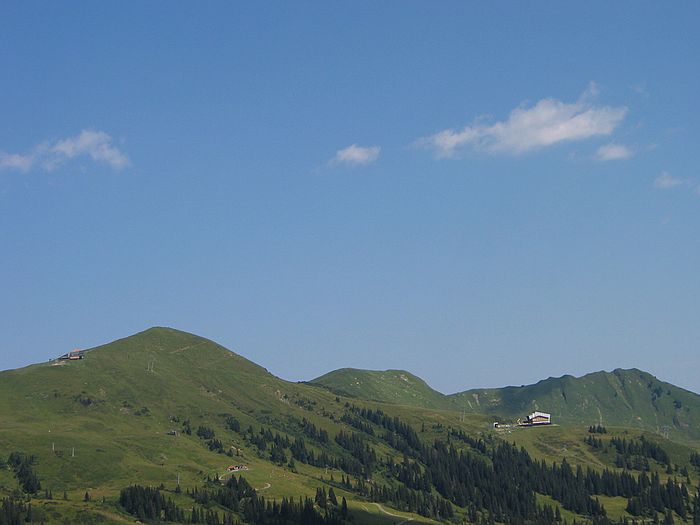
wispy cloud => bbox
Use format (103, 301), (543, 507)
(419, 84), (627, 158)
(653, 171), (686, 189)
(0, 152), (34, 172)
(0, 129), (130, 173)
(331, 144), (381, 166)
(52, 130), (130, 168)
(596, 143), (633, 161)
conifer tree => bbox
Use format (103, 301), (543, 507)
(664, 509), (675, 525)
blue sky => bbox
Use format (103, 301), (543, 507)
(1, 3), (699, 394)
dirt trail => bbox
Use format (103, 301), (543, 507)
(169, 342), (207, 354)
(372, 503), (415, 524)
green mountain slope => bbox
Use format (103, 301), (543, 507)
(310, 368), (455, 410)
(2, 327), (700, 525)
(0, 327), (314, 490)
(451, 368), (700, 440)
(0, 327), (461, 524)
(310, 366), (700, 442)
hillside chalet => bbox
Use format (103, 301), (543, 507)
(58, 349), (85, 361)
(523, 411), (551, 426)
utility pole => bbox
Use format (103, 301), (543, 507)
(71, 447), (75, 458)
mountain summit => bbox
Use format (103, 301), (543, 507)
(450, 368), (700, 437)
(310, 368), (455, 410)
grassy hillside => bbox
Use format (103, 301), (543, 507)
(0, 328), (453, 524)
(1, 327), (699, 525)
(310, 365), (700, 443)
(310, 368), (455, 410)
(0, 327), (368, 489)
(451, 368), (700, 441)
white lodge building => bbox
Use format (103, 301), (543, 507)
(525, 411), (551, 425)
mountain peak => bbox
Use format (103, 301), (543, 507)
(311, 367), (454, 410)
(450, 368), (700, 438)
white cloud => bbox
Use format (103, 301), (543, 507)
(653, 171), (685, 189)
(0, 129), (130, 173)
(0, 152), (34, 172)
(332, 144), (381, 166)
(52, 130), (130, 169)
(596, 143), (633, 161)
(419, 84), (627, 158)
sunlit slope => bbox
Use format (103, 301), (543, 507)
(311, 365), (700, 441)
(311, 368), (456, 410)
(0, 327), (464, 524)
(0, 326), (291, 424)
(0, 327), (346, 491)
(0, 328), (464, 492)
(1, 327), (700, 525)
(451, 369), (700, 441)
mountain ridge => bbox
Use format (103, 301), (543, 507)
(6, 326), (699, 441)
(311, 365), (700, 440)
(2, 326), (700, 525)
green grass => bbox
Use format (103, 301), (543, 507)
(310, 368), (456, 410)
(452, 369), (700, 442)
(535, 494), (580, 523)
(496, 424), (699, 480)
(0, 328), (458, 523)
(1, 326), (699, 524)
(310, 360), (700, 443)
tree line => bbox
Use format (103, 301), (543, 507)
(585, 434), (672, 472)
(120, 475), (348, 525)
(6, 452), (40, 494)
(337, 406), (695, 524)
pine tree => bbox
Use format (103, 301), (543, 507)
(328, 487), (338, 506)
(664, 509), (675, 525)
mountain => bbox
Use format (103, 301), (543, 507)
(311, 366), (700, 442)
(0, 328), (300, 488)
(0, 327), (458, 524)
(1, 327), (700, 525)
(0, 326), (294, 438)
(450, 368), (700, 440)
(310, 368), (455, 410)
